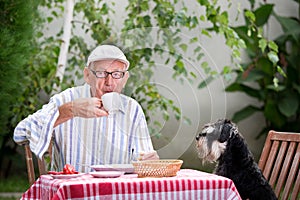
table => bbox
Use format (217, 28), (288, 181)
(21, 169), (241, 200)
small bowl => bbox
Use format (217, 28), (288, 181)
(90, 164), (135, 174)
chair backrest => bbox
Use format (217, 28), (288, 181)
(258, 130), (300, 200)
(23, 141), (51, 186)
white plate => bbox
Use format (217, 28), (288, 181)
(90, 171), (124, 178)
(91, 164), (135, 174)
(50, 173), (84, 179)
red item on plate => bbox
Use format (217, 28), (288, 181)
(48, 164), (79, 175)
(63, 164), (76, 174)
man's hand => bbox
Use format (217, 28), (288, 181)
(72, 97), (108, 118)
(138, 151), (159, 161)
(54, 98), (108, 127)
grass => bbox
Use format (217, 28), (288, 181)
(0, 196), (21, 200)
(0, 175), (29, 193)
(0, 197), (17, 200)
(0, 175), (29, 200)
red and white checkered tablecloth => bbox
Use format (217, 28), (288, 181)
(21, 169), (241, 200)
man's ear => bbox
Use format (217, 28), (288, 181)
(83, 67), (91, 84)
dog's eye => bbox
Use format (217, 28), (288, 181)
(206, 126), (215, 133)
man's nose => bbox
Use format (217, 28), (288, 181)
(105, 74), (114, 84)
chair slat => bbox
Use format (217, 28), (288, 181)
(24, 143), (35, 185)
(258, 131), (273, 170)
(23, 139), (52, 186)
(275, 142), (296, 196)
(269, 141), (287, 187)
(284, 144), (300, 200)
(291, 171), (300, 200)
(38, 157), (47, 175)
(264, 141), (279, 181)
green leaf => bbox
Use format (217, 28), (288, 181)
(278, 92), (299, 117)
(232, 26), (257, 57)
(189, 71), (197, 79)
(264, 100), (286, 127)
(226, 83), (262, 100)
(267, 51), (279, 64)
(245, 10), (256, 23)
(183, 116), (192, 125)
(273, 13), (300, 33)
(256, 57), (273, 75)
(47, 17), (53, 23)
(273, 77), (279, 88)
(201, 29), (211, 37)
(232, 105), (261, 122)
(253, 4), (274, 27)
(218, 11), (229, 25)
(173, 60), (186, 76)
(201, 61), (210, 73)
(293, 83), (300, 94)
(232, 49), (241, 59)
(247, 28), (252, 37)
(190, 37), (198, 43)
(266, 84), (285, 92)
(268, 41), (278, 53)
(198, 0), (210, 6)
(257, 27), (263, 38)
(225, 83), (241, 91)
(236, 69), (265, 83)
(198, 76), (214, 89)
(222, 66), (232, 75)
(200, 15), (206, 21)
(276, 65), (286, 77)
(258, 38), (267, 53)
(196, 52), (205, 61)
(179, 43), (188, 52)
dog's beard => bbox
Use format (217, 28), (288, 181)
(196, 137), (227, 164)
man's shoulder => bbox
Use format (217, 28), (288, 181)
(51, 84), (87, 100)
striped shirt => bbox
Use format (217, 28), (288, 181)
(14, 83), (154, 172)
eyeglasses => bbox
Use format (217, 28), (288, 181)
(89, 69), (126, 79)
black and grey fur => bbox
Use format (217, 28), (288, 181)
(196, 119), (277, 200)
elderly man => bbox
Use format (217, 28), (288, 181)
(14, 45), (158, 172)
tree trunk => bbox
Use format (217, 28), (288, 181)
(53, 0), (75, 93)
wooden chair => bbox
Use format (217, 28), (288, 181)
(258, 130), (300, 200)
(23, 141), (52, 186)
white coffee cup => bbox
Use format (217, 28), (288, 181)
(101, 92), (121, 114)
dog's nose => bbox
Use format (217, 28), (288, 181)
(196, 135), (200, 141)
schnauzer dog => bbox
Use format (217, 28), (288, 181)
(196, 119), (277, 200)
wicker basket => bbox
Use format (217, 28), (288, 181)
(132, 159), (183, 178)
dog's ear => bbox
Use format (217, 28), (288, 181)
(218, 120), (232, 143)
(224, 119), (231, 124)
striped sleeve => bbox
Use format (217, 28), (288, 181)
(13, 95), (61, 159)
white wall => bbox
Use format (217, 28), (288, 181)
(141, 0), (299, 170)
